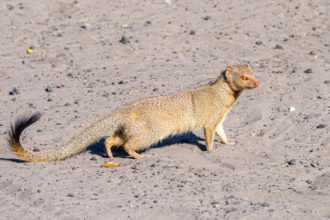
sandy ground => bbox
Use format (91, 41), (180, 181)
(0, 0), (329, 219)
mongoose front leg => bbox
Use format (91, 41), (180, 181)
(215, 123), (235, 145)
(204, 126), (215, 151)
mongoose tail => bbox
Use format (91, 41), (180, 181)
(8, 112), (116, 162)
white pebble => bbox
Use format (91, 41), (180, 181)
(289, 106), (295, 112)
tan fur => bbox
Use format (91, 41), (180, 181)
(9, 65), (258, 162)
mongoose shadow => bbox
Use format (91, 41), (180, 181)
(87, 131), (206, 159)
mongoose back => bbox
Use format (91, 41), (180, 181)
(8, 65), (259, 162)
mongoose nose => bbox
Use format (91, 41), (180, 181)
(254, 81), (259, 87)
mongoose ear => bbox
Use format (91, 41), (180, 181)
(225, 66), (233, 79)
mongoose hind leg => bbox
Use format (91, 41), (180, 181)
(204, 125), (215, 151)
(215, 123), (235, 145)
(104, 135), (124, 159)
(124, 138), (146, 159)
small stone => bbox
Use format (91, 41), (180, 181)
(225, 207), (237, 213)
(145, 21), (152, 26)
(309, 51), (316, 55)
(152, 88), (159, 92)
(203, 16), (211, 20)
(37, 189), (41, 193)
(306, 180), (312, 184)
(118, 80), (124, 85)
(9, 88), (20, 95)
(45, 86), (53, 93)
(13, 87), (20, 94)
(271, 116), (278, 121)
(309, 186), (317, 190)
(90, 156), (97, 161)
(36, 129), (42, 132)
(74, 100), (79, 104)
(211, 201), (220, 208)
(261, 202), (270, 207)
(80, 22), (90, 29)
(189, 30), (196, 35)
(288, 107), (295, 112)
(304, 68), (313, 73)
(255, 41), (263, 45)
(288, 159), (296, 165)
(119, 36), (129, 44)
(67, 193), (75, 197)
(67, 73), (73, 78)
(7, 4), (14, 10)
(316, 124), (327, 129)
(324, 80), (330, 85)
(273, 44), (283, 50)
(32, 147), (40, 152)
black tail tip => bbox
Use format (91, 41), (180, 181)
(7, 112), (42, 146)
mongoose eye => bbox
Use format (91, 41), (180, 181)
(241, 76), (249, 81)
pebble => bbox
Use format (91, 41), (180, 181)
(288, 159), (296, 165)
(152, 88), (159, 92)
(324, 80), (330, 85)
(255, 41), (263, 45)
(13, 87), (20, 94)
(119, 36), (129, 44)
(9, 87), (20, 95)
(288, 106), (295, 112)
(202, 16), (211, 20)
(45, 86), (53, 93)
(32, 147), (40, 152)
(80, 22), (90, 30)
(316, 124), (327, 129)
(90, 156), (97, 161)
(261, 202), (270, 207)
(309, 186), (317, 190)
(7, 4), (14, 10)
(189, 30), (196, 35)
(211, 201), (220, 208)
(225, 207), (237, 213)
(306, 180), (312, 184)
(118, 80), (124, 85)
(304, 68), (313, 73)
(309, 51), (316, 55)
(144, 21), (152, 26)
(274, 44), (283, 50)
(67, 193), (75, 197)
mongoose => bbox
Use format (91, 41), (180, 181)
(8, 65), (259, 162)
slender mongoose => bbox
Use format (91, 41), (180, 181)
(8, 65), (259, 162)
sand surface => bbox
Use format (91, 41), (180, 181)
(0, 0), (329, 219)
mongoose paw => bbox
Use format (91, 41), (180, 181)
(225, 141), (236, 145)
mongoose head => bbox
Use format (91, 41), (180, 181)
(225, 65), (259, 91)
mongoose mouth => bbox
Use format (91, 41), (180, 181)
(254, 81), (259, 87)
